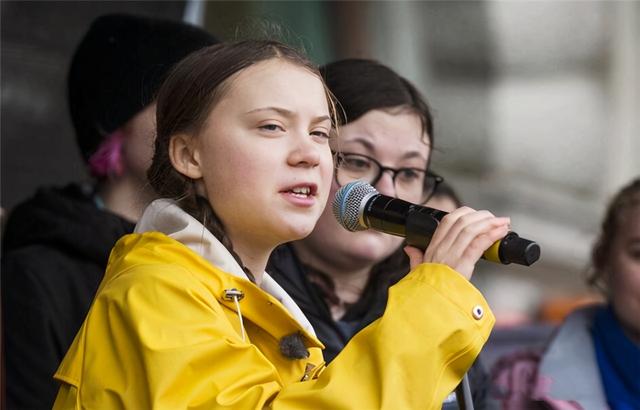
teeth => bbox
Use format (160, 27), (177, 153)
(291, 187), (311, 195)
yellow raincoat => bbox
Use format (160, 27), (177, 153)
(53, 200), (494, 409)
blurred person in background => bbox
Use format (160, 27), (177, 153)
(492, 177), (640, 410)
(268, 58), (496, 409)
(426, 179), (463, 213)
(1, 14), (217, 409)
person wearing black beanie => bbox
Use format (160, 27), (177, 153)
(1, 14), (218, 409)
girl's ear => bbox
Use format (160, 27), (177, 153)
(169, 134), (202, 179)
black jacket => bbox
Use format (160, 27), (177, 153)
(268, 243), (495, 410)
(1, 184), (135, 410)
(268, 244), (391, 363)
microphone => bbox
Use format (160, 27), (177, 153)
(333, 181), (540, 266)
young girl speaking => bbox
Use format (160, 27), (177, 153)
(53, 40), (509, 409)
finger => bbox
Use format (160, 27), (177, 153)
(429, 216), (510, 280)
(424, 206), (476, 261)
(430, 210), (499, 262)
(459, 223), (511, 264)
(437, 223), (510, 280)
(404, 246), (425, 270)
(445, 216), (510, 262)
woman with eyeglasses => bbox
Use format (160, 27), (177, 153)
(268, 58), (496, 409)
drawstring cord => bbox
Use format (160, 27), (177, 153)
(223, 289), (245, 342)
(233, 295), (246, 342)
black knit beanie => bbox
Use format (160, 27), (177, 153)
(68, 13), (218, 162)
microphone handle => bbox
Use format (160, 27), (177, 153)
(363, 196), (540, 266)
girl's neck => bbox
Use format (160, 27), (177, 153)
(230, 240), (272, 286)
(97, 175), (155, 223)
(292, 241), (373, 319)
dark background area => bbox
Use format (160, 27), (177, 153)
(1, 1), (186, 209)
(1, 1), (369, 210)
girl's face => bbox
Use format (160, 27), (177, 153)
(183, 59), (334, 253)
(608, 204), (640, 342)
(301, 109), (430, 270)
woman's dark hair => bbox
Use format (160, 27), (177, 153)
(588, 178), (640, 293)
(148, 40), (336, 281)
(320, 58), (434, 146)
(317, 59), (436, 318)
(321, 58), (435, 197)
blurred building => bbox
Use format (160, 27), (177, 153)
(363, 1), (639, 323)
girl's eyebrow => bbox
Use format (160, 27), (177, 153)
(245, 106), (293, 117)
(245, 106), (331, 124)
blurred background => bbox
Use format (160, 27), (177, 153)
(2, 1), (639, 339)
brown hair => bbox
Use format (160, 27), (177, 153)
(148, 40), (337, 281)
(588, 178), (640, 293)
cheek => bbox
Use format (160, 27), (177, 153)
(611, 269), (640, 299)
(122, 132), (155, 174)
(610, 276), (640, 338)
(609, 263), (640, 325)
(609, 250), (640, 294)
(198, 143), (245, 198)
(318, 152), (336, 203)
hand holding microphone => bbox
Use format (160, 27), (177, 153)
(404, 207), (511, 279)
(333, 181), (541, 278)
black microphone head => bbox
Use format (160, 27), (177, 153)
(504, 235), (541, 266)
(332, 181), (378, 232)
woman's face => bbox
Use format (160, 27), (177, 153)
(301, 109), (430, 270)
(189, 59), (334, 252)
(608, 204), (640, 342)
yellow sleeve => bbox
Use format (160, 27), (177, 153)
(55, 263), (492, 410)
(273, 263), (495, 409)
(56, 264), (287, 409)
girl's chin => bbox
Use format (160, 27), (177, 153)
(281, 224), (317, 243)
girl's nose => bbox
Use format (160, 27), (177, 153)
(288, 133), (321, 168)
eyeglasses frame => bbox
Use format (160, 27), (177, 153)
(333, 151), (444, 203)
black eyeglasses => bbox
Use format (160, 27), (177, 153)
(334, 152), (443, 203)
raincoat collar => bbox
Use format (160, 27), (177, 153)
(135, 199), (318, 338)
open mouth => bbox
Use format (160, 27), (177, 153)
(283, 184), (317, 198)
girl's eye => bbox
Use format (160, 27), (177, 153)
(259, 124), (284, 132)
(311, 130), (330, 139)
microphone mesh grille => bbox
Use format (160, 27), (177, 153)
(332, 181), (378, 232)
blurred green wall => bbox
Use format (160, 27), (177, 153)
(204, 1), (334, 65)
